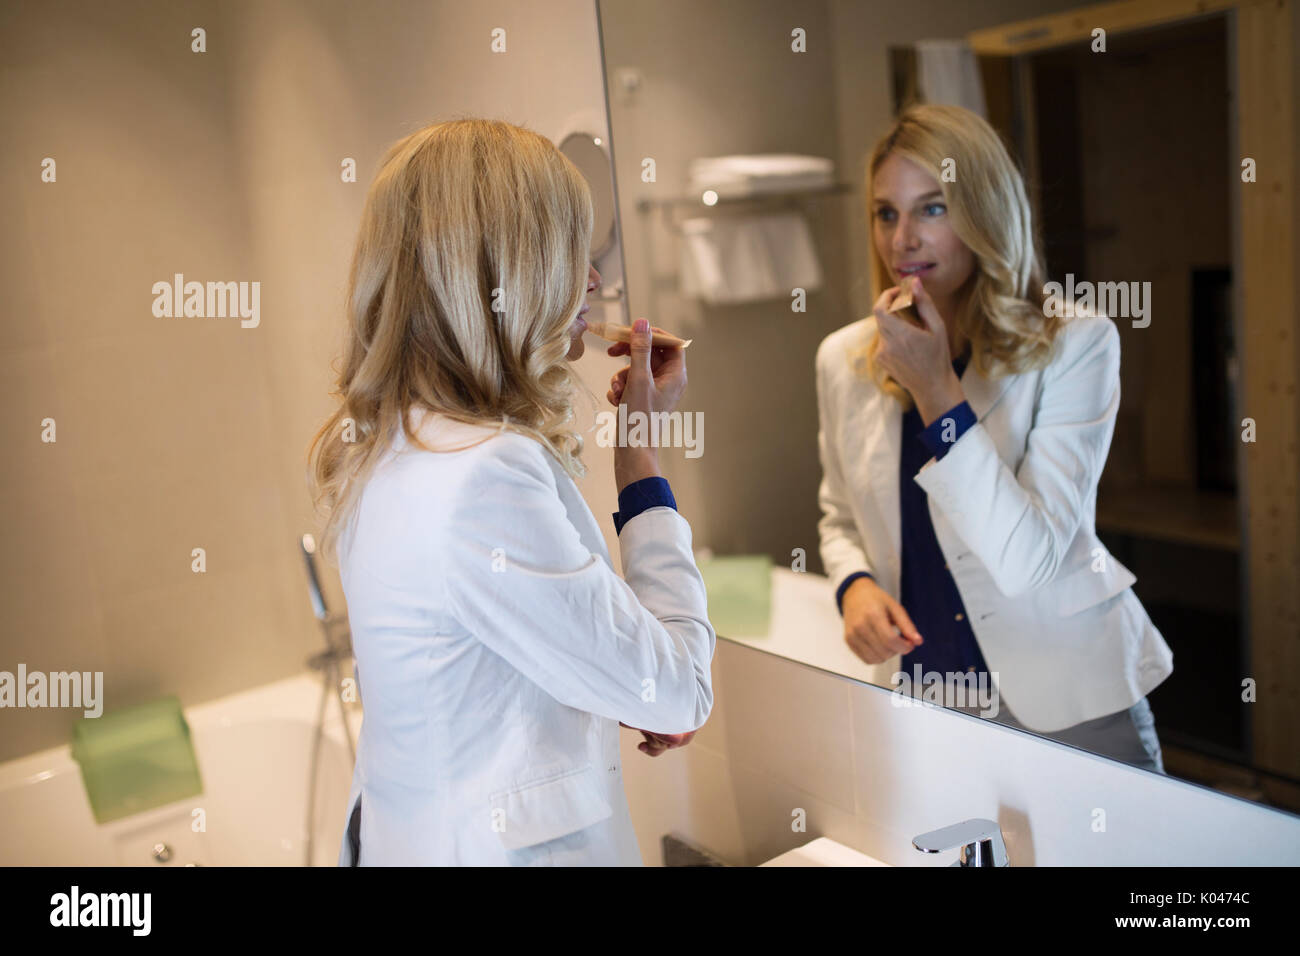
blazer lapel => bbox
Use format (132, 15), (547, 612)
(864, 389), (903, 568)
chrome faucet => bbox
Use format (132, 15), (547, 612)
(912, 818), (1010, 867)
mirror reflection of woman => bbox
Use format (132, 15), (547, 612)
(308, 119), (714, 865)
(815, 104), (1173, 772)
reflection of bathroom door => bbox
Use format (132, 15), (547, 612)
(993, 18), (1241, 768)
(968, 0), (1298, 801)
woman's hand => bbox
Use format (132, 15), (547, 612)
(841, 576), (923, 665)
(873, 277), (964, 426)
(607, 318), (687, 492)
(619, 722), (696, 757)
(605, 318), (687, 413)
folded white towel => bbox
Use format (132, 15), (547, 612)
(688, 154), (834, 200)
(679, 212), (822, 305)
(916, 39), (987, 118)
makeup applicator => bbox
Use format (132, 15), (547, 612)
(887, 278), (923, 326)
(584, 316), (693, 350)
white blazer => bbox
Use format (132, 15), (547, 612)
(335, 408), (715, 865)
(816, 306), (1173, 732)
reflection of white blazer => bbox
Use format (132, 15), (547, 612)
(815, 307), (1173, 732)
(335, 409), (714, 865)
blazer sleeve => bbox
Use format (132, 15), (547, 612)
(913, 316), (1120, 598)
(443, 435), (715, 735)
(815, 337), (876, 586)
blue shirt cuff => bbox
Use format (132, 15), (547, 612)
(612, 476), (677, 535)
(918, 400), (976, 460)
(835, 571), (875, 614)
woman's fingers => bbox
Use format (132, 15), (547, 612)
(608, 345), (683, 379)
(870, 609), (916, 656)
(608, 366), (629, 405)
(607, 367), (624, 405)
(907, 277), (946, 334)
(874, 287), (901, 315)
(885, 599), (923, 646)
(873, 311), (895, 347)
(605, 325), (673, 357)
(844, 626), (879, 664)
(846, 617), (890, 664)
(642, 326), (687, 380)
(842, 582), (922, 666)
(608, 339), (686, 411)
(639, 730), (672, 756)
(849, 609), (911, 660)
(620, 725), (696, 758)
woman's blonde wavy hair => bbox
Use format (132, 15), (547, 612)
(857, 103), (1060, 408)
(307, 118), (594, 560)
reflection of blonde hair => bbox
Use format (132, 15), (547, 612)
(858, 104), (1060, 408)
(307, 119), (594, 558)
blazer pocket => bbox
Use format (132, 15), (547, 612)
(489, 764), (613, 851)
(1055, 560), (1138, 617)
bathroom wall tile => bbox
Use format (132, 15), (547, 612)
(619, 728), (744, 866)
(53, 328), (288, 604)
(94, 559), (305, 712)
(248, 312), (350, 618)
(5, 38), (246, 355)
(726, 762), (864, 867)
(1, 194), (54, 355)
(53, 326), (276, 486)
(0, 345), (111, 760)
(714, 639), (857, 814)
(856, 816), (952, 868)
(846, 684), (1023, 866)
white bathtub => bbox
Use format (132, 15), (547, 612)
(0, 673), (360, 866)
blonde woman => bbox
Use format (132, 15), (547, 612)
(308, 119), (714, 866)
(815, 104), (1173, 771)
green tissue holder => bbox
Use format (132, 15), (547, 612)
(70, 695), (203, 824)
(697, 554), (772, 638)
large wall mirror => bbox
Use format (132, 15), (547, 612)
(596, 0), (1298, 816)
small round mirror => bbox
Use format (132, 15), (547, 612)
(559, 132), (616, 259)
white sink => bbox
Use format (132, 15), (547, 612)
(760, 837), (893, 866)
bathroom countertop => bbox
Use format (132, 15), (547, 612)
(717, 568), (880, 685)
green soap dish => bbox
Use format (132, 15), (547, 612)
(70, 695), (203, 824)
(697, 554), (773, 638)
